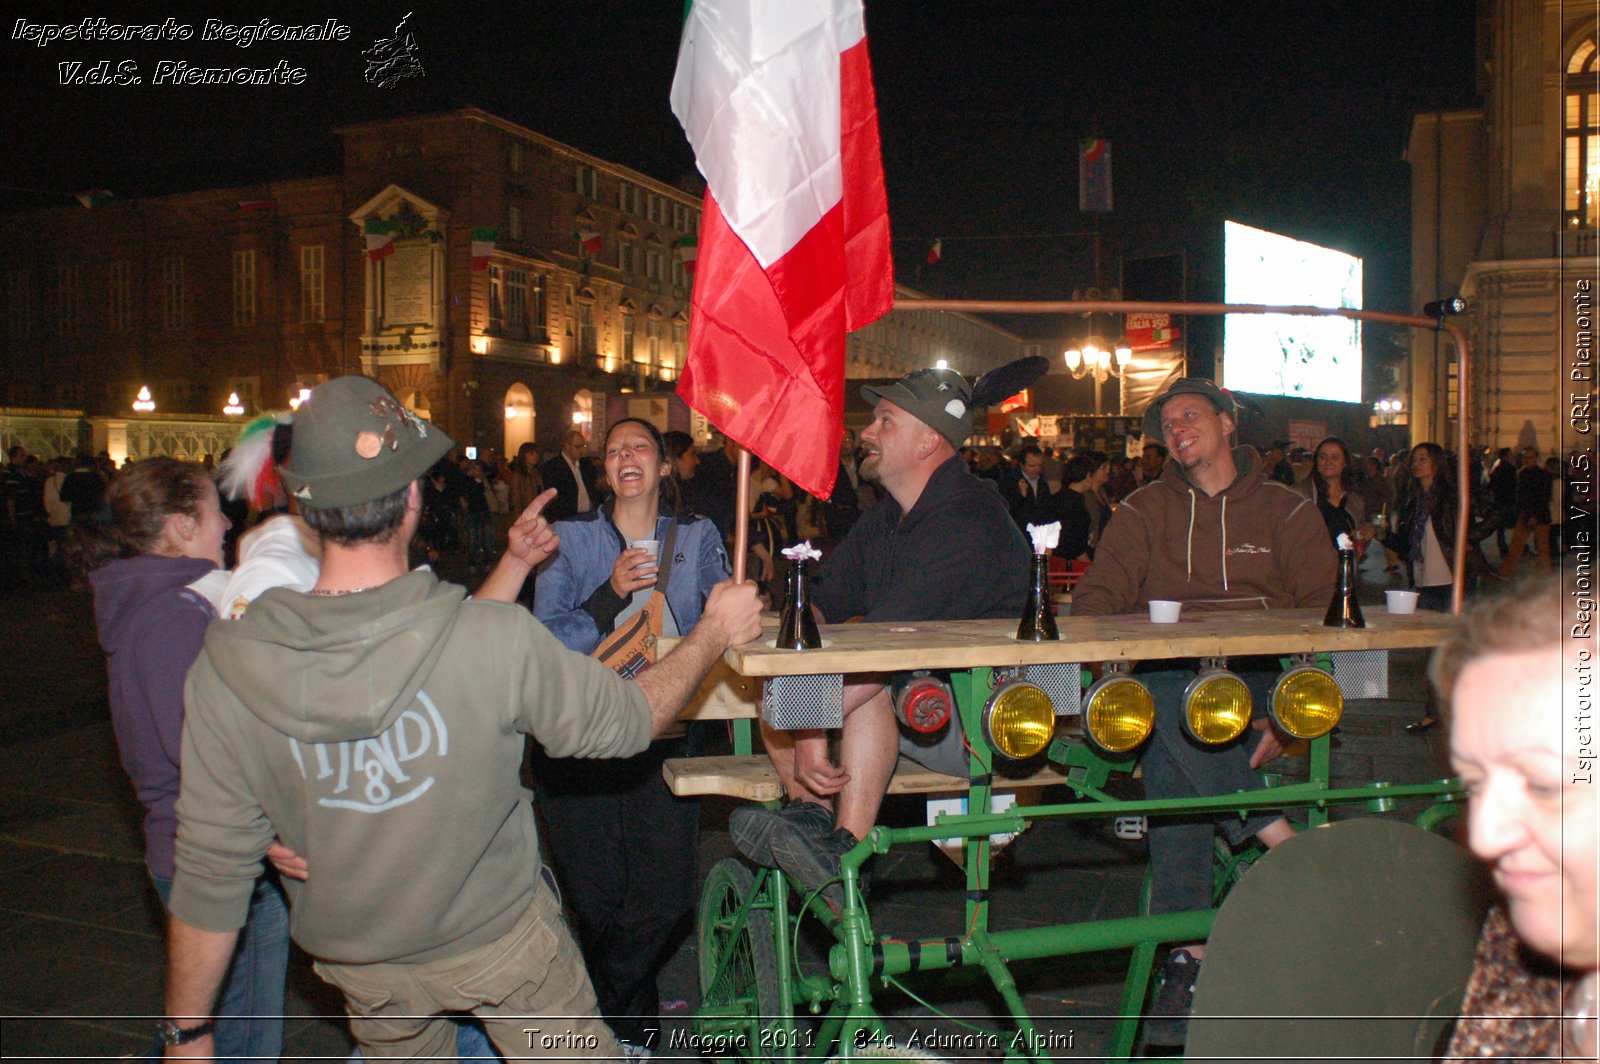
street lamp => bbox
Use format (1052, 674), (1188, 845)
(223, 392), (245, 416)
(1062, 343), (1133, 416)
(1373, 398), (1404, 426)
(132, 385), (155, 413)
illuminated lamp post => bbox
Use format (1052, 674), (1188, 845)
(132, 385), (155, 413)
(1062, 342), (1133, 416)
(223, 392), (245, 416)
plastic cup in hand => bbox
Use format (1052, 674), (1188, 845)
(630, 539), (660, 573)
(1385, 589), (1419, 614)
(1149, 599), (1182, 623)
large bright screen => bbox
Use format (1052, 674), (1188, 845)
(1223, 221), (1362, 403)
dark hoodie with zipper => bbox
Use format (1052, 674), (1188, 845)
(168, 569), (652, 965)
(1073, 446), (1336, 616)
(90, 553), (220, 880)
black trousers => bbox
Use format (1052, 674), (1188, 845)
(531, 735), (702, 1044)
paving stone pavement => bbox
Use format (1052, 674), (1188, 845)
(0, 545), (1485, 1062)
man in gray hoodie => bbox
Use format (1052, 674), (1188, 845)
(1072, 377), (1335, 1047)
(159, 376), (762, 1060)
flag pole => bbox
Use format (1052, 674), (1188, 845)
(732, 447), (752, 584)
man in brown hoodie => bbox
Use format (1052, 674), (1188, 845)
(1072, 378), (1336, 1046)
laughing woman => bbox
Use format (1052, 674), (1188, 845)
(532, 418), (730, 1050)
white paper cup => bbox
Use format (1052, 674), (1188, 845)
(1385, 589), (1419, 614)
(1149, 599), (1182, 623)
(629, 539), (660, 569)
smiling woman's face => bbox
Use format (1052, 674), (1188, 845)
(603, 423), (669, 501)
(1450, 643), (1598, 970)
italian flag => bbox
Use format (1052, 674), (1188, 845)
(233, 198), (278, 213)
(75, 189), (114, 209)
(670, 0), (893, 498)
(575, 230), (604, 256)
(470, 227), (497, 271)
(364, 219), (398, 262)
(927, 237), (942, 265)
(674, 234), (698, 278)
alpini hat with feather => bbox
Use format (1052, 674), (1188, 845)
(278, 376), (453, 508)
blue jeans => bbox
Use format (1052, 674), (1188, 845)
(347, 1020), (502, 1061)
(150, 872), (289, 1063)
(1136, 666), (1281, 915)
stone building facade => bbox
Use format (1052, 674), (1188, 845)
(1409, 0), (1599, 455)
(0, 106), (1022, 462)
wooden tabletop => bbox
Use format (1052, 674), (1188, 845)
(722, 609), (1456, 678)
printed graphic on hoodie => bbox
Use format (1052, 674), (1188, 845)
(287, 691), (447, 812)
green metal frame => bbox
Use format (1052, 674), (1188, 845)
(694, 664), (1463, 1063)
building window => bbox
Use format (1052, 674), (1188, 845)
(507, 205), (523, 241)
(4, 269), (30, 340)
(57, 264), (82, 337)
(108, 260), (132, 332)
(669, 323), (687, 380)
(506, 268), (527, 329)
(578, 300), (596, 356)
(621, 310), (635, 362)
(619, 181), (643, 215)
(647, 193), (665, 224)
(563, 285), (574, 338)
(620, 239), (637, 275)
(646, 249), (663, 282)
(163, 255), (184, 329)
(489, 267), (504, 330)
(671, 256), (686, 290)
(232, 250), (256, 326)
(672, 203), (689, 232)
(575, 164), (598, 199)
(509, 141), (525, 174)
(646, 318), (663, 370)
(531, 274), (547, 336)
(1567, 38), (1599, 228)
(299, 246), (325, 323)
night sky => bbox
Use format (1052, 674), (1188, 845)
(4, 0), (1479, 347)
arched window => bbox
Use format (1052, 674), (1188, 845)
(503, 382), (534, 457)
(1566, 38), (1599, 228)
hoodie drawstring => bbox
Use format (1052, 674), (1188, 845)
(1220, 495), (1230, 591)
(1186, 490), (1196, 579)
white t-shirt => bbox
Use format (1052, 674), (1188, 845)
(215, 514), (322, 619)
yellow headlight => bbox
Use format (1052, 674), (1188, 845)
(1271, 665), (1344, 739)
(1082, 675), (1155, 754)
(982, 681), (1056, 760)
(1183, 669), (1252, 745)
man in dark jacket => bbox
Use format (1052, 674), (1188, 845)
(539, 429), (600, 521)
(1001, 443), (1058, 530)
(729, 366), (1029, 913)
(1496, 446), (1554, 577)
(1073, 378), (1335, 1047)
(1486, 448), (1517, 555)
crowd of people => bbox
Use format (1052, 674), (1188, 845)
(4, 367), (1591, 1060)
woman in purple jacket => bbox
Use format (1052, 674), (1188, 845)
(74, 458), (287, 1062)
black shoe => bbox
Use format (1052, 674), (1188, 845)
(769, 825), (864, 913)
(729, 800), (834, 868)
(1143, 948), (1201, 1046)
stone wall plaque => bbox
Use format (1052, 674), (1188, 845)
(382, 243), (434, 327)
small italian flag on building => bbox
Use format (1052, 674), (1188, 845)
(926, 237), (942, 265)
(75, 189), (114, 210)
(575, 230), (603, 256)
(674, 234), (697, 278)
(365, 219), (398, 262)
(232, 199), (278, 214)
(470, 227), (497, 271)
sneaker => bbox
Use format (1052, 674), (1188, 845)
(729, 800), (834, 868)
(1143, 948), (1201, 1046)
(769, 825), (863, 913)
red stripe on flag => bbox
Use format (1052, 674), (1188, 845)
(839, 35), (893, 331)
(677, 192), (846, 499)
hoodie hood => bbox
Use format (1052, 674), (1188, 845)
(202, 569), (467, 744)
(1158, 444), (1266, 501)
(91, 554), (219, 653)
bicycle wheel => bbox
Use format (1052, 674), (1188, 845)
(698, 858), (783, 1057)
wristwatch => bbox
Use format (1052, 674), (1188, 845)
(157, 1018), (216, 1045)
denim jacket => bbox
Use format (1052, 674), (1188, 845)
(535, 504), (730, 654)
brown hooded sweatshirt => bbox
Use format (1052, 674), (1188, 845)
(1073, 446), (1337, 616)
